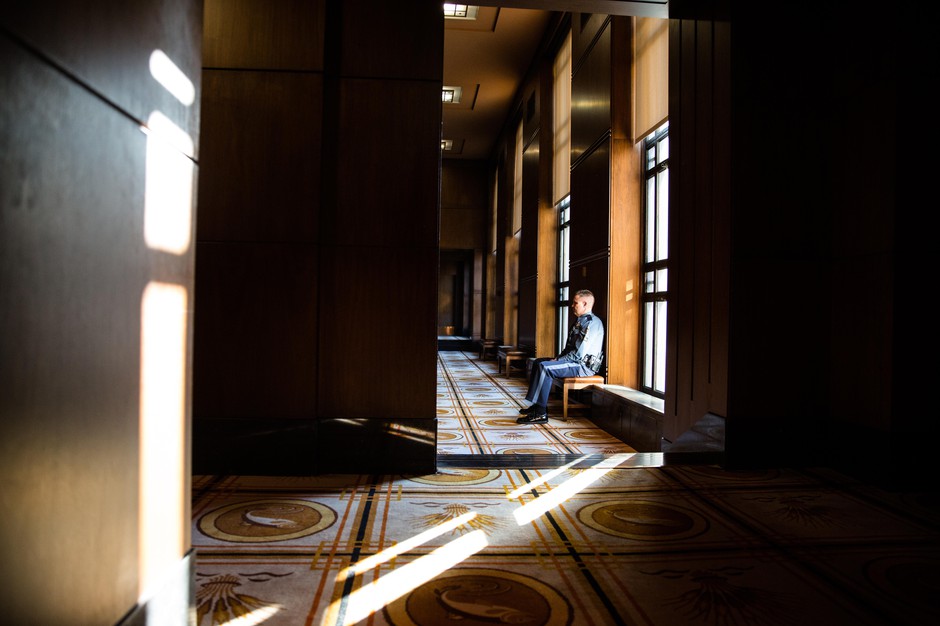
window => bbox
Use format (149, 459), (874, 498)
(553, 31), (572, 355)
(640, 122), (669, 397)
(556, 195), (571, 353)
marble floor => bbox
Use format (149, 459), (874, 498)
(189, 351), (940, 626)
(436, 350), (636, 457)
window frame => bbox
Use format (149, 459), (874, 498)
(556, 194), (571, 354)
(639, 122), (669, 398)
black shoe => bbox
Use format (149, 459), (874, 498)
(519, 404), (539, 415)
(516, 413), (548, 424)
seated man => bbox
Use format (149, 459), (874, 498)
(517, 289), (604, 424)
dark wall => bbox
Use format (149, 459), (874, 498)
(570, 15), (615, 338)
(1, 0), (200, 622)
(440, 160), (488, 340)
(441, 160), (488, 251)
(664, 14), (731, 443)
(668, 2), (934, 483)
(518, 129), (541, 350)
(194, 0), (442, 475)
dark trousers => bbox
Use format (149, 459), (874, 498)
(525, 358), (594, 408)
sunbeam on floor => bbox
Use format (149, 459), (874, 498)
(191, 352), (940, 626)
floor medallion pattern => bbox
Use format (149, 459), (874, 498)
(190, 350), (940, 625)
(192, 466), (940, 625)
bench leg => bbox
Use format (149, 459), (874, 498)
(562, 385), (569, 420)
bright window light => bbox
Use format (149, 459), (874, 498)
(340, 511), (477, 580)
(149, 49), (195, 106)
(139, 282), (188, 601)
(338, 531), (487, 626)
(513, 453), (635, 525)
(506, 455), (589, 500)
(143, 112), (194, 255)
(218, 606), (281, 626)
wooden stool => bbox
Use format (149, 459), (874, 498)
(479, 339), (499, 360)
(555, 375), (605, 419)
(503, 351), (527, 376)
(496, 346), (522, 374)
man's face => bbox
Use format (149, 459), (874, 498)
(571, 295), (590, 317)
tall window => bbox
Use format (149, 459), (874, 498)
(641, 122), (669, 396)
(553, 31), (572, 355)
(556, 195), (571, 353)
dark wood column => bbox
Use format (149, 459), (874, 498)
(569, 14), (637, 384)
(194, 0), (442, 474)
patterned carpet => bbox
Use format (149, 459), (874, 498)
(191, 351), (940, 626)
(435, 350), (636, 456)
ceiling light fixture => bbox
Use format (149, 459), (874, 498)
(442, 86), (462, 103)
(443, 4), (478, 20)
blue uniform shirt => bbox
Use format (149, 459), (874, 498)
(559, 312), (605, 372)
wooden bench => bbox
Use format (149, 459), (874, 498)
(479, 338), (500, 360)
(496, 346), (529, 376)
(552, 375), (605, 419)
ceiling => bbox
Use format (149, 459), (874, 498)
(440, 1), (669, 162)
(441, 7), (554, 161)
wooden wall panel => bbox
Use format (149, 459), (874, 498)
(321, 4), (440, 450)
(519, 138), (541, 280)
(570, 138), (611, 258)
(195, 0), (323, 436)
(826, 8), (894, 438)
(196, 0), (442, 475)
(438, 250), (473, 335)
(571, 19), (611, 166)
(572, 12), (608, 67)
(535, 57), (558, 357)
(607, 136), (641, 387)
(440, 208), (485, 250)
(337, 0), (442, 80)
(663, 1), (929, 484)
(569, 13), (613, 377)
(317, 246), (438, 418)
(522, 79), (540, 148)
(605, 17), (639, 387)
(441, 160), (488, 251)
(198, 70), (321, 242)
(441, 160), (489, 212)
(203, 0), (324, 70)
(440, 157), (487, 317)
(722, 6), (830, 464)
(665, 18), (696, 442)
(193, 242), (317, 419)
(690, 18), (717, 428)
(517, 277), (538, 350)
(473, 249), (485, 341)
(324, 78), (441, 247)
(493, 154), (511, 342)
(518, 135), (541, 351)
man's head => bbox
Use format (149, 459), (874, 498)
(571, 289), (595, 317)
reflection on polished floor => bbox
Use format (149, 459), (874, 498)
(190, 351), (940, 626)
